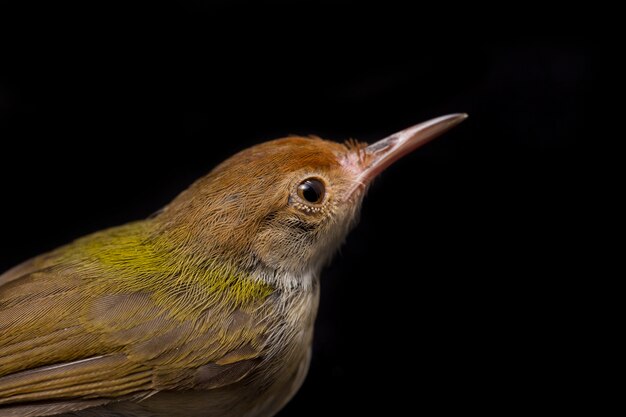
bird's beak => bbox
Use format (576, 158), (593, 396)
(356, 113), (468, 186)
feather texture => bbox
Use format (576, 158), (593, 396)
(0, 222), (274, 414)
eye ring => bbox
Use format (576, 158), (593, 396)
(297, 178), (325, 205)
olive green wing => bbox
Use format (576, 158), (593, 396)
(0, 253), (268, 416)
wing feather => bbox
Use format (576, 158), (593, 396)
(0, 243), (269, 414)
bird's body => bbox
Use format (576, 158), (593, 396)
(1, 221), (318, 417)
(0, 115), (466, 417)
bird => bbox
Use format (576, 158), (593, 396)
(0, 114), (467, 417)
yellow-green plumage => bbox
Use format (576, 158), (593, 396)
(0, 220), (277, 403)
(74, 221), (274, 313)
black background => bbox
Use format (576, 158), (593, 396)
(1, 1), (599, 414)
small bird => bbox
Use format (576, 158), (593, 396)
(0, 114), (466, 417)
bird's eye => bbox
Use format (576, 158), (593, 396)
(297, 178), (325, 204)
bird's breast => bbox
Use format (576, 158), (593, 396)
(242, 275), (321, 416)
(262, 274), (321, 369)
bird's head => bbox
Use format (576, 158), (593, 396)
(157, 114), (467, 286)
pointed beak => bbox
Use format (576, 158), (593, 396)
(357, 113), (468, 186)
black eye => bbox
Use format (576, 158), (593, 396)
(297, 178), (325, 204)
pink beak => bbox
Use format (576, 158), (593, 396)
(358, 113), (468, 185)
